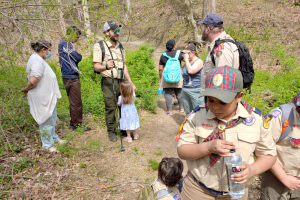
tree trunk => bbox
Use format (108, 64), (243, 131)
(184, 0), (201, 45)
(202, 0), (216, 19)
(82, 0), (92, 38)
(57, 0), (66, 36)
(124, 0), (131, 22)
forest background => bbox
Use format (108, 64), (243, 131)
(0, 0), (300, 199)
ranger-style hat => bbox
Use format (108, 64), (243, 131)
(200, 66), (243, 103)
(103, 21), (121, 32)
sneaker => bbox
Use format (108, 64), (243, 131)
(48, 146), (59, 153)
(165, 110), (173, 116)
(57, 139), (67, 144)
(124, 137), (132, 142)
(133, 134), (139, 140)
(179, 108), (185, 113)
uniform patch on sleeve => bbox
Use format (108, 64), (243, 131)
(263, 115), (273, 129)
(173, 194), (180, 200)
(290, 138), (300, 148)
(214, 45), (224, 53)
(271, 110), (281, 118)
(216, 51), (223, 58)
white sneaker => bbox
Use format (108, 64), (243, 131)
(57, 139), (66, 144)
(48, 146), (59, 153)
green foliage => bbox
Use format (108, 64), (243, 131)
(11, 158), (36, 173)
(126, 43), (159, 113)
(243, 68), (300, 114)
(147, 159), (159, 171)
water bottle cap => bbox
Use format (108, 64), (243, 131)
(230, 149), (236, 153)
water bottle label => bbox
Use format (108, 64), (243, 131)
(232, 167), (242, 173)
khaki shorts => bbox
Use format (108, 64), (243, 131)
(261, 170), (300, 200)
(180, 172), (248, 200)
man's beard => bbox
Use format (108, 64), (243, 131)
(109, 33), (118, 42)
(201, 30), (209, 42)
(201, 30), (208, 41)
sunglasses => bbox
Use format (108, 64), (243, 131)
(113, 29), (120, 34)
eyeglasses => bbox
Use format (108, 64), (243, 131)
(113, 29), (120, 34)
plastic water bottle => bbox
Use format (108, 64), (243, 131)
(158, 84), (164, 99)
(224, 149), (245, 199)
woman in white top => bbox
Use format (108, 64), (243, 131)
(20, 40), (62, 152)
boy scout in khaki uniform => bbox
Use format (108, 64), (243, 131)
(93, 21), (136, 142)
(198, 14), (239, 93)
(177, 66), (277, 199)
(261, 96), (300, 200)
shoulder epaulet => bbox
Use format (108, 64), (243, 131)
(253, 107), (262, 116)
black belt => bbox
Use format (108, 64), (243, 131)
(191, 175), (228, 195)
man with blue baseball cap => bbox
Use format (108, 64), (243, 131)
(198, 14), (240, 93)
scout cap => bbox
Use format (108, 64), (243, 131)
(200, 66), (243, 103)
(182, 43), (196, 54)
(103, 21), (121, 32)
(197, 14), (223, 27)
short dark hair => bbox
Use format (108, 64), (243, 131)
(158, 157), (183, 187)
(30, 39), (51, 52)
(66, 26), (82, 36)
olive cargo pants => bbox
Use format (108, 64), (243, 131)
(101, 77), (124, 137)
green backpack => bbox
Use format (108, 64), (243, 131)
(137, 180), (172, 200)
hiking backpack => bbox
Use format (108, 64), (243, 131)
(162, 50), (181, 83)
(94, 40), (124, 74)
(264, 103), (294, 142)
(210, 39), (254, 93)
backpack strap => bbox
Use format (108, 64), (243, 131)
(278, 104), (294, 142)
(210, 39), (235, 66)
(151, 179), (172, 199)
(98, 40), (105, 62)
(174, 50), (180, 59)
(163, 52), (170, 59)
(157, 190), (172, 199)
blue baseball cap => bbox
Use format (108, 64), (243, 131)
(197, 14), (223, 27)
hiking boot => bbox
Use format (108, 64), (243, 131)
(57, 139), (67, 144)
(108, 133), (117, 142)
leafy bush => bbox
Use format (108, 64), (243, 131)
(243, 68), (300, 114)
(125, 43), (159, 113)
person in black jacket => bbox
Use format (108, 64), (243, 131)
(58, 26), (91, 131)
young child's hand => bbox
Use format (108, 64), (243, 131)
(208, 139), (236, 157)
(281, 174), (300, 191)
(231, 163), (254, 184)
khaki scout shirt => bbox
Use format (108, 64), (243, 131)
(267, 103), (300, 178)
(152, 179), (180, 200)
(178, 103), (277, 192)
(201, 31), (240, 92)
(93, 40), (126, 78)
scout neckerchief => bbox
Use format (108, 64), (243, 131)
(204, 100), (253, 169)
(290, 96), (300, 148)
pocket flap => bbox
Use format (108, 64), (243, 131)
(238, 132), (260, 143)
(289, 130), (300, 139)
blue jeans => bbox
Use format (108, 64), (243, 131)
(182, 87), (204, 114)
(39, 107), (60, 149)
